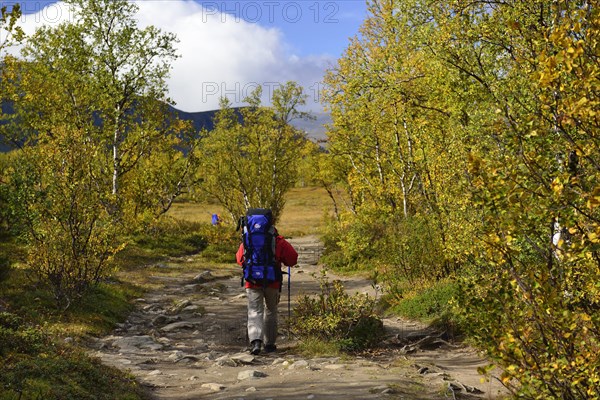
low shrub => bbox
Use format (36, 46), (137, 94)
(0, 312), (47, 357)
(130, 217), (208, 258)
(196, 225), (238, 264)
(290, 273), (384, 352)
(390, 279), (459, 322)
(319, 248), (350, 271)
(130, 217), (239, 265)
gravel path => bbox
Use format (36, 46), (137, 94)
(88, 236), (508, 400)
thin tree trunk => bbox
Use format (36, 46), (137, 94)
(112, 112), (121, 196)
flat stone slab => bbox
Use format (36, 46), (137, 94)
(237, 370), (267, 380)
(230, 353), (256, 365)
(113, 335), (163, 352)
(160, 321), (196, 332)
(201, 382), (225, 391)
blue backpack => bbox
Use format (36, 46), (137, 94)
(239, 208), (281, 286)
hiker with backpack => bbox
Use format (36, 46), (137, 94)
(236, 208), (298, 355)
(211, 213), (222, 226)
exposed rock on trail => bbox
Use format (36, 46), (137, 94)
(88, 236), (508, 399)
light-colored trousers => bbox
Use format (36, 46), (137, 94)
(246, 287), (280, 345)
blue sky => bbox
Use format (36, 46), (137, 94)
(9, 0), (368, 112)
(195, 1), (367, 57)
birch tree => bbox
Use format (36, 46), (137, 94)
(198, 83), (311, 223)
(4, 0), (193, 220)
(1, 0), (196, 307)
(322, 0), (470, 277)
(0, 4), (23, 51)
(325, 0), (600, 395)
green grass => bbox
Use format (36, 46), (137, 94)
(0, 266), (147, 399)
(294, 336), (343, 357)
(382, 278), (462, 337)
(118, 218), (209, 266)
(0, 309), (148, 400)
(389, 279), (458, 321)
(0, 344), (147, 400)
(0, 220), (206, 400)
(65, 281), (143, 336)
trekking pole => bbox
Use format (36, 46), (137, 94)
(287, 264), (291, 338)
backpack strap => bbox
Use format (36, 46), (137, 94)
(238, 215), (250, 287)
(269, 227), (282, 285)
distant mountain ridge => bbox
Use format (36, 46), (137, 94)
(0, 104), (328, 152)
(168, 105), (329, 142)
(167, 106), (221, 132)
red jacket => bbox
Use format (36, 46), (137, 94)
(236, 235), (298, 289)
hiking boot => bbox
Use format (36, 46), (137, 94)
(250, 340), (262, 355)
(264, 344), (277, 353)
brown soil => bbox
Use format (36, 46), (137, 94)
(88, 235), (509, 400)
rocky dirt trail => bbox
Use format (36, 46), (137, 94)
(88, 236), (509, 400)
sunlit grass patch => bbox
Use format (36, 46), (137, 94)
(168, 201), (226, 225)
(278, 187), (332, 236)
(294, 336), (343, 358)
(168, 186), (333, 237)
(379, 278), (461, 336)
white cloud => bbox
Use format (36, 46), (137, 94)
(9, 1), (331, 113)
(134, 1), (332, 112)
(5, 2), (70, 39)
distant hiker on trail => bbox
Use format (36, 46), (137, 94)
(236, 208), (298, 355)
(211, 213), (222, 226)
